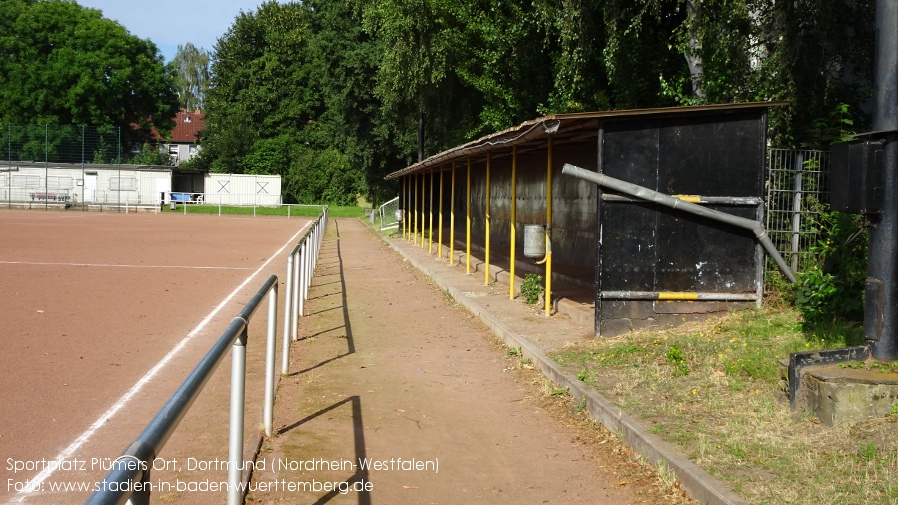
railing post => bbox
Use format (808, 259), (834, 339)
(227, 327), (248, 505)
(293, 245), (302, 336)
(126, 464), (150, 505)
(282, 252), (294, 373)
(264, 284), (278, 437)
(304, 235), (312, 301)
(313, 223), (319, 263)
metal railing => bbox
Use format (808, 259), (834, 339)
(85, 208), (328, 505)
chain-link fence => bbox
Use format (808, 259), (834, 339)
(1, 124), (127, 166)
(766, 148), (830, 276)
(0, 125), (169, 209)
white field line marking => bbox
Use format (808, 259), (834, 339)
(0, 260), (254, 270)
(12, 220), (314, 503)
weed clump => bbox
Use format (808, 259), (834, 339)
(520, 273), (542, 305)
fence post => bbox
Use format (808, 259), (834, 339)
(790, 153), (804, 273)
(227, 328), (248, 505)
(282, 252), (294, 374)
(264, 283), (278, 437)
(304, 234), (312, 301)
(292, 246), (301, 340)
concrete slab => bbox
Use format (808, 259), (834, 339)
(799, 363), (898, 426)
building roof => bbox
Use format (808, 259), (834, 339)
(384, 101), (788, 180)
(168, 109), (206, 143)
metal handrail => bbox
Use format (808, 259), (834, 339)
(282, 207), (328, 374)
(84, 276), (278, 505)
(561, 163), (797, 283)
(85, 206), (329, 505)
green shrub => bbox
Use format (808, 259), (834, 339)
(794, 210), (866, 323)
(520, 274), (542, 305)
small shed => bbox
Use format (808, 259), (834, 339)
(203, 173), (282, 206)
(385, 102), (790, 337)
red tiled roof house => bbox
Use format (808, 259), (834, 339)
(165, 109), (205, 165)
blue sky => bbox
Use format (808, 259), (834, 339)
(75, 0), (279, 63)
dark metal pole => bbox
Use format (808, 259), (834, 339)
(418, 111), (424, 163)
(868, 0), (898, 360)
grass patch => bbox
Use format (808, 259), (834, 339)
(161, 204), (366, 218)
(552, 307), (897, 505)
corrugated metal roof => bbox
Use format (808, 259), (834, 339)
(384, 101), (788, 180)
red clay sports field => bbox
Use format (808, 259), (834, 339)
(0, 210), (314, 504)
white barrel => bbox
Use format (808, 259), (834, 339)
(523, 224), (545, 259)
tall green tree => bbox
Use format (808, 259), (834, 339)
(664, 0), (875, 146)
(198, 1), (366, 204)
(304, 0), (399, 203)
(362, 0), (483, 161)
(0, 0), (179, 140)
(200, 1), (318, 174)
(452, 0), (557, 131)
(169, 42), (211, 111)
(196, 0), (876, 204)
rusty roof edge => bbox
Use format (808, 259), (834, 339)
(384, 101), (788, 180)
(384, 119), (559, 180)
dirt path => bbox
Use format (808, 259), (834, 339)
(250, 219), (679, 504)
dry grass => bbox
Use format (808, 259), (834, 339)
(552, 307), (898, 505)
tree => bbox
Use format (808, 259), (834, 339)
(198, 1), (366, 204)
(0, 0), (179, 141)
(200, 1), (318, 174)
(664, 0), (875, 147)
(304, 0), (399, 203)
(169, 43), (211, 111)
(196, 0), (876, 205)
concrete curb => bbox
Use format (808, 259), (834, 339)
(383, 234), (750, 505)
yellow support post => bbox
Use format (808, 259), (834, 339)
(404, 175), (409, 239)
(421, 171), (426, 249)
(466, 157), (471, 274)
(545, 136), (553, 316)
(429, 168), (434, 254)
(485, 152), (491, 285)
(413, 173), (418, 244)
(510, 146), (517, 300)
(438, 165), (444, 258)
(450, 161), (456, 265)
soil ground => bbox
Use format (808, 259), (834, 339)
(251, 219), (688, 504)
